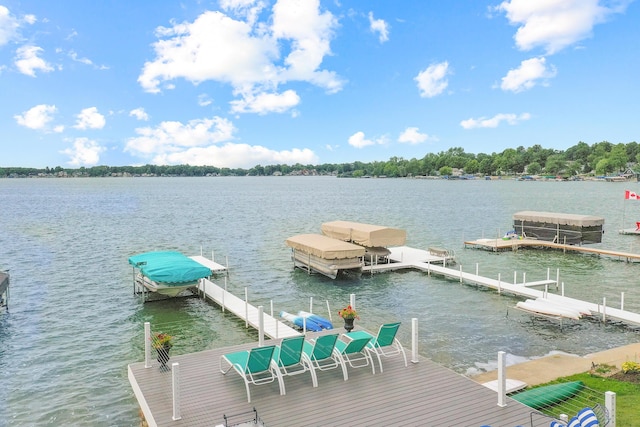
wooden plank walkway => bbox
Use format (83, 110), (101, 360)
(129, 329), (545, 427)
(464, 238), (640, 262)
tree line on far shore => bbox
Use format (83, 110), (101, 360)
(2, 140), (639, 178)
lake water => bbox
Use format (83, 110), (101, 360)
(1, 177), (639, 426)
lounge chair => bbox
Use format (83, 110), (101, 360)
(334, 334), (375, 377)
(220, 345), (284, 402)
(302, 333), (347, 381)
(355, 322), (407, 372)
(272, 335), (318, 388)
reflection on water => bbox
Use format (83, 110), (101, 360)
(1, 177), (639, 425)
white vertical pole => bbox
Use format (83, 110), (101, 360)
(270, 300), (274, 317)
(497, 351), (507, 407)
(212, 250), (214, 262)
(350, 293), (356, 310)
(302, 317), (307, 335)
(245, 287), (249, 328)
(475, 263), (479, 276)
(310, 296), (313, 313)
(459, 265), (463, 283)
(144, 322), (151, 368)
(547, 267), (550, 281)
(602, 297), (607, 323)
(172, 363), (181, 420)
(222, 276), (227, 312)
(411, 318), (419, 364)
(513, 271), (517, 284)
(326, 300), (333, 322)
(621, 292), (625, 311)
(200, 245), (203, 256)
(561, 281), (565, 296)
(606, 391), (617, 427)
(498, 273), (501, 294)
(258, 306), (264, 346)
(522, 272), (526, 285)
(226, 255), (229, 276)
(556, 268), (560, 288)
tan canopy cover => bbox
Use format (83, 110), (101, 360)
(321, 220), (407, 247)
(513, 211), (604, 227)
(285, 234), (365, 259)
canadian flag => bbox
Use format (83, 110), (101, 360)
(625, 190), (640, 200)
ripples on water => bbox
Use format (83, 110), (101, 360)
(1, 177), (639, 425)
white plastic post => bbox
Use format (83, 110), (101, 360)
(302, 317), (307, 334)
(350, 293), (356, 310)
(522, 272), (526, 285)
(561, 281), (565, 296)
(144, 322), (151, 368)
(544, 284), (549, 299)
(326, 300), (332, 322)
(602, 297), (607, 323)
(513, 271), (517, 284)
(222, 276), (227, 312)
(497, 351), (507, 407)
(200, 245), (203, 256)
(172, 363), (181, 420)
(411, 318), (419, 364)
(547, 267), (550, 281)
(212, 250), (214, 262)
(621, 292), (625, 311)
(245, 287), (249, 328)
(606, 391), (616, 427)
(310, 296), (313, 313)
(475, 263), (479, 277)
(498, 273), (501, 294)
(258, 306), (264, 347)
(270, 300), (274, 317)
(459, 265), (463, 283)
(556, 268), (560, 287)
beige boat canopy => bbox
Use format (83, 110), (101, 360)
(320, 220), (407, 247)
(285, 234), (366, 259)
(513, 211), (604, 227)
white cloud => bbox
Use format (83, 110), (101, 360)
(0, 5), (20, 45)
(460, 112), (531, 129)
(74, 107), (106, 129)
(398, 127), (429, 144)
(61, 137), (106, 166)
(14, 104), (58, 130)
(124, 116), (236, 157)
(198, 94), (213, 107)
(500, 56), (557, 92)
(138, 0), (343, 114)
(496, 0), (630, 54)
(68, 50), (93, 65)
(129, 108), (150, 121)
(368, 12), (389, 43)
(230, 90), (300, 114)
(348, 131), (377, 148)
(153, 143), (318, 169)
(14, 45), (54, 77)
(415, 61), (450, 98)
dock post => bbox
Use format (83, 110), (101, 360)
(606, 391), (617, 427)
(222, 276), (227, 313)
(258, 306), (264, 346)
(459, 265), (463, 283)
(326, 300), (332, 322)
(350, 293), (356, 310)
(270, 300), (274, 317)
(245, 287), (249, 328)
(497, 273), (501, 294)
(310, 296), (313, 313)
(144, 322), (151, 368)
(523, 272), (526, 285)
(602, 297), (607, 323)
(561, 282), (565, 296)
(497, 351), (507, 407)
(513, 271), (517, 285)
(621, 292), (625, 311)
(172, 363), (181, 421)
(411, 318), (419, 364)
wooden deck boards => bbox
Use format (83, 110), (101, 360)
(129, 331), (545, 427)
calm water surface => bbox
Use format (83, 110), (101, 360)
(1, 177), (639, 426)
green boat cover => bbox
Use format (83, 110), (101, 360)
(128, 251), (211, 285)
(511, 380), (584, 410)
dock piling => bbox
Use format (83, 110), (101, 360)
(172, 363), (181, 420)
(411, 318), (419, 364)
(621, 292), (625, 311)
(258, 306), (264, 346)
(497, 351), (507, 407)
(144, 322), (151, 368)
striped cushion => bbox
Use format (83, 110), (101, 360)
(577, 407), (599, 427)
(550, 421), (565, 427)
(567, 416), (581, 427)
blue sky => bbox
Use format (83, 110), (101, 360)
(1, 0), (638, 169)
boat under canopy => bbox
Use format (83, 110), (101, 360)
(512, 211), (604, 244)
(320, 220), (407, 247)
(128, 251), (212, 296)
(285, 234), (365, 279)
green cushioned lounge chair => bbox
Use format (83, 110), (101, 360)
(302, 333), (347, 381)
(272, 335), (318, 388)
(220, 345), (284, 402)
(334, 335), (375, 378)
(364, 322), (407, 372)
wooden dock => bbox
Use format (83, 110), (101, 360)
(464, 238), (640, 262)
(129, 329), (545, 427)
(198, 278), (300, 339)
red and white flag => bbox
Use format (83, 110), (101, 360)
(625, 190), (640, 200)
